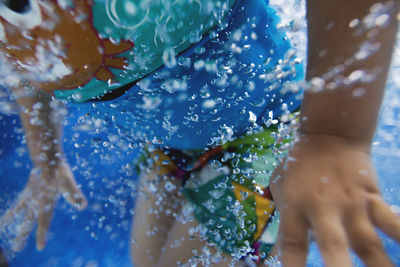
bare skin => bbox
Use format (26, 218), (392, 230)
(0, 88), (87, 251)
(157, 211), (233, 267)
(270, 0), (400, 266)
(271, 134), (400, 267)
(130, 169), (184, 266)
(131, 163), (238, 267)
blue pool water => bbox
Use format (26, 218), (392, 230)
(0, 69), (399, 266)
(0, 0), (399, 265)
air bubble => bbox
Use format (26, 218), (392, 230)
(202, 99), (216, 109)
(349, 19), (359, 28)
(219, 125), (234, 143)
(200, 85), (211, 98)
(231, 158), (240, 168)
(250, 98), (266, 107)
(194, 60), (205, 70)
(375, 14), (390, 27)
(390, 205), (400, 215)
(232, 29), (243, 41)
(347, 70), (364, 83)
(320, 176), (329, 183)
(164, 181), (176, 192)
(162, 48), (177, 68)
(352, 88), (366, 98)
(248, 111), (257, 123)
(309, 77), (325, 92)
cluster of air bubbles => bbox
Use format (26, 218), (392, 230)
(354, 41), (382, 61)
(74, 115), (108, 133)
(306, 67), (376, 93)
(270, 106), (301, 163)
(162, 48), (177, 69)
(0, 53), (24, 114)
(305, 1), (398, 95)
(0, 87), (17, 115)
(263, 111), (279, 128)
(259, 49), (303, 94)
(270, 0), (307, 59)
(353, 1), (397, 36)
(263, 255), (282, 266)
(161, 78), (188, 93)
(11, 38), (72, 84)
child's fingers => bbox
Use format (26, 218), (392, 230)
(57, 164), (87, 210)
(277, 210), (309, 266)
(0, 200), (26, 226)
(59, 177), (87, 211)
(35, 202), (56, 251)
(345, 213), (392, 267)
(12, 208), (35, 252)
(369, 195), (400, 242)
(0, 191), (34, 252)
(310, 214), (352, 267)
(12, 188), (33, 215)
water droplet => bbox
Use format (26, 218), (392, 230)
(250, 98), (266, 107)
(375, 14), (390, 27)
(309, 77), (325, 92)
(352, 87), (366, 98)
(200, 85), (211, 98)
(124, 1), (137, 15)
(162, 48), (176, 68)
(194, 60), (205, 70)
(190, 114), (199, 122)
(249, 224), (256, 232)
(178, 57), (191, 68)
(248, 111), (257, 123)
(231, 158), (240, 168)
(164, 181), (176, 192)
(349, 19), (359, 28)
(232, 29), (242, 41)
(219, 125), (234, 143)
(320, 176), (329, 183)
(390, 205), (400, 215)
(347, 70), (364, 83)
(202, 99), (216, 109)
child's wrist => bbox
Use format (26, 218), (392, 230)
(297, 132), (372, 153)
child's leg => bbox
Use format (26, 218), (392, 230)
(130, 168), (184, 267)
(157, 209), (233, 267)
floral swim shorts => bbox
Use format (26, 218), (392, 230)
(135, 122), (295, 262)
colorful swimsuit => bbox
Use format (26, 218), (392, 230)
(0, 0), (303, 262)
(0, 0), (302, 149)
(136, 123), (297, 262)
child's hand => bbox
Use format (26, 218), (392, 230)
(270, 133), (400, 267)
(1, 160), (87, 252)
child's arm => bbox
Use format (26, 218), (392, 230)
(2, 87), (87, 251)
(271, 0), (400, 266)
